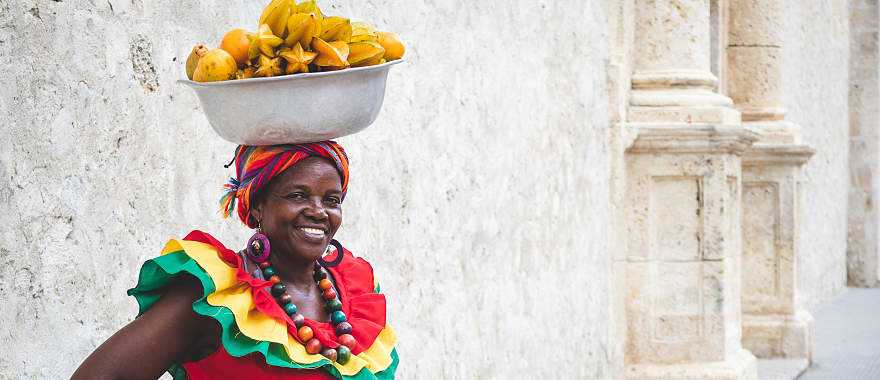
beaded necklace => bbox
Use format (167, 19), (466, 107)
(246, 232), (357, 364)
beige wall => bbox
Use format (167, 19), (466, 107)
(0, 0), (614, 378)
(779, 0), (851, 311)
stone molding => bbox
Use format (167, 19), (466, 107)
(626, 125), (759, 155)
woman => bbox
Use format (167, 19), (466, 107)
(73, 142), (398, 380)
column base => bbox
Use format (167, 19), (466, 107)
(625, 349), (758, 380)
(742, 311), (814, 360)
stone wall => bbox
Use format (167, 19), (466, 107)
(0, 0), (613, 378)
(781, 0), (851, 311)
(848, 0), (880, 287)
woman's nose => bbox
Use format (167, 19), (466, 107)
(303, 197), (328, 220)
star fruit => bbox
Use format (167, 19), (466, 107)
(285, 12), (321, 48)
(279, 43), (317, 74)
(312, 37), (349, 68)
(248, 23), (283, 60)
(254, 54), (284, 77)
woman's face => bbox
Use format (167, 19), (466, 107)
(252, 157), (343, 263)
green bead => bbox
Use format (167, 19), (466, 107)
(263, 267), (276, 277)
(330, 310), (347, 325)
(283, 303), (298, 315)
(325, 299), (342, 312)
(271, 283), (286, 297)
(336, 345), (351, 364)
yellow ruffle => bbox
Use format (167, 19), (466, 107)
(160, 239), (397, 376)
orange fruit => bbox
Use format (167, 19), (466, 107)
(377, 31), (404, 60)
(220, 28), (251, 68)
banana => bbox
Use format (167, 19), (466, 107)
(320, 16), (352, 42)
(259, 0), (293, 38)
(248, 23), (284, 60)
(348, 41), (385, 67)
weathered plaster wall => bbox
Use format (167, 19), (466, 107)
(848, 0), (880, 288)
(780, 0), (851, 311)
(0, 0), (613, 379)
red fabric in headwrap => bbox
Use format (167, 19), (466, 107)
(219, 142), (350, 228)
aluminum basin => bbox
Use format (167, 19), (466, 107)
(178, 59), (402, 145)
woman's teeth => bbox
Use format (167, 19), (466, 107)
(300, 227), (325, 237)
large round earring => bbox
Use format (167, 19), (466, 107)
(318, 239), (344, 267)
(246, 222), (271, 263)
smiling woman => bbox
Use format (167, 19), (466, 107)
(71, 142), (398, 380)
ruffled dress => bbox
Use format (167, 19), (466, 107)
(128, 231), (399, 379)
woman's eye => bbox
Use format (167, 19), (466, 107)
(285, 192), (307, 200)
(324, 197), (342, 206)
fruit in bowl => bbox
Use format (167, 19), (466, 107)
(185, 0), (405, 83)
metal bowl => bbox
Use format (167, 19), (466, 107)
(178, 59), (402, 145)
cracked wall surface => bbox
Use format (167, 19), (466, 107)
(0, 0), (613, 378)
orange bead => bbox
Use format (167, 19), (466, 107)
(305, 338), (322, 354)
(297, 326), (314, 342)
(269, 275), (281, 284)
(319, 279), (332, 290)
(337, 333), (357, 349)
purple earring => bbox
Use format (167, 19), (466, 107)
(246, 222), (271, 263)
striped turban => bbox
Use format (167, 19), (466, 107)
(219, 141), (350, 228)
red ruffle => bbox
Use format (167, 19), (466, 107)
(182, 230), (387, 355)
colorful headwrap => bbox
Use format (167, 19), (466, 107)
(219, 141), (350, 228)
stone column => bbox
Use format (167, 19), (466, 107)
(848, 0), (880, 288)
(622, 1), (759, 379)
(727, 0), (815, 370)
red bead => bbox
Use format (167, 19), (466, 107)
(321, 347), (338, 362)
(337, 333), (356, 349)
(322, 288), (337, 300)
(318, 279), (332, 290)
(292, 313), (305, 328)
(305, 338), (322, 354)
(297, 326), (314, 342)
(269, 275), (281, 284)
(279, 293), (292, 304)
(259, 261), (271, 269)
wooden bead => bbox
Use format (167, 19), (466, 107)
(279, 293), (292, 304)
(297, 325), (314, 342)
(313, 269), (328, 281)
(305, 338), (322, 354)
(283, 303), (298, 316)
(321, 348), (338, 362)
(318, 279), (332, 290)
(335, 322), (352, 335)
(292, 313), (305, 328)
(322, 288), (337, 300)
(269, 275), (281, 284)
(271, 283), (286, 296)
(336, 345), (351, 364)
(325, 299), (342, 312)
(330, 310), (346, 325)
(337, 333), (356, 349)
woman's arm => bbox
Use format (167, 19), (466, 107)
(71, 276), (209, 380)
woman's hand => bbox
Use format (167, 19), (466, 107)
(71, 276), (211, 380)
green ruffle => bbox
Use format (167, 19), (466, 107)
(128, 250), (398, 380)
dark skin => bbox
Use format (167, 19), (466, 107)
(72, 157), (344, 380)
